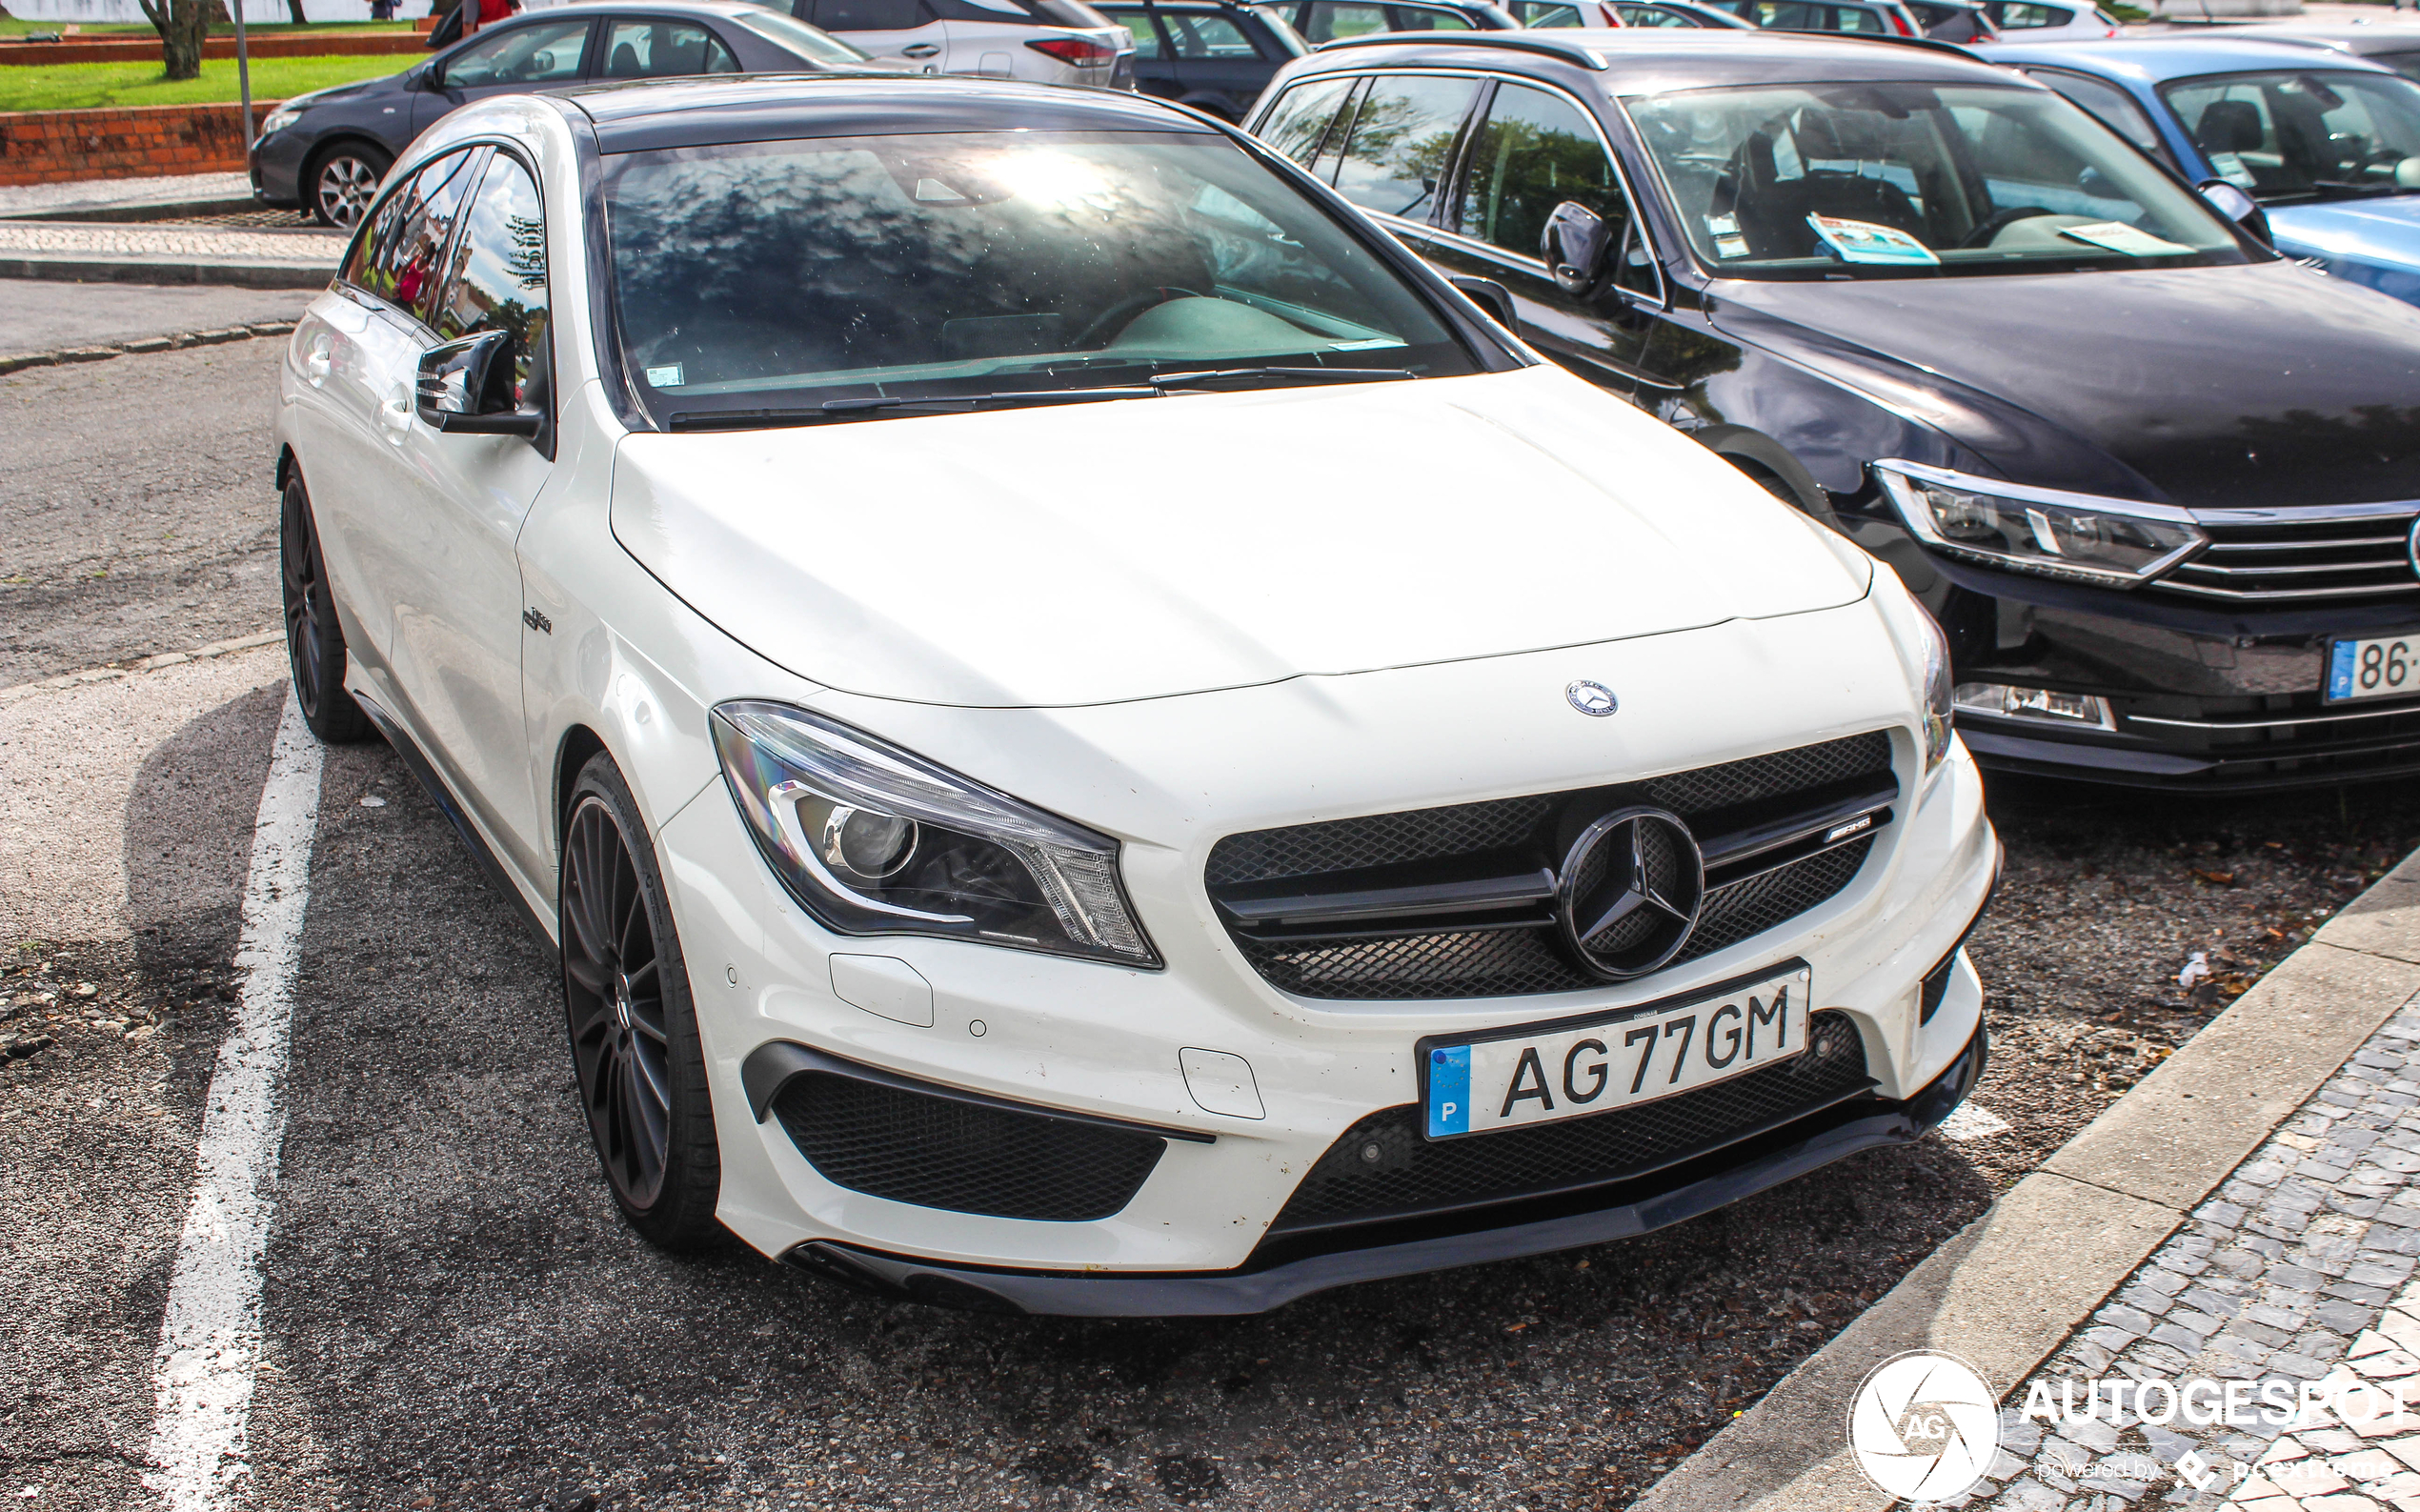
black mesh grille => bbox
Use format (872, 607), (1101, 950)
(1673, 837), (1874, 965)
(771, 1072), (1165, 1222)
(1271, 1010), (1870, 1234)
(1204, 796), (1558, 888)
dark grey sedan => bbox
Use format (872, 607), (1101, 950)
(249, 0), (883, 226)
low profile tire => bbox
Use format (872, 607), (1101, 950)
(279, 475), (373, 744)
(561, 753), (724, 1251)
(307, 142), (390, 230)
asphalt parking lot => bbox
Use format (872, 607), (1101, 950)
(7, 319), (2420, 1512)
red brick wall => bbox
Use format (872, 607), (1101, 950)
(0, 101), (281, 187)
(0, 32), (426, 65)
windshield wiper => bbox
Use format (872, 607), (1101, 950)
(667, 386), (1160, 431)
(1146, 366), (1416, 391)
(2303, 180), (2404, 202)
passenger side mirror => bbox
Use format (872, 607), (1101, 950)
(2195, 178), (2272, 248)
(1541, 200), (1613, 295)
(1446, 274), (1519, 333)
(415, 331), (541, 437)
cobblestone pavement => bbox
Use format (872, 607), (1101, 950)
(1956, 995), (2420, 1512)
(0, 171), (253, 218)
(0, 221), (342, 262)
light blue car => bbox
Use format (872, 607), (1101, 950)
(1992, 35), (2420, 304)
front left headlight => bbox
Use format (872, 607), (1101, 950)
(1875, 460), (2204, 587)
(259, 106), (304, 138)
(710, 701), (1160, 968)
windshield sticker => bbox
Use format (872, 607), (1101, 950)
(2207, 151), (2259, 191)
(2057, 221), (2195, 257)
(1805, 214), (1940, 267)
(1715, 234), (1751, 259)
(1705, 212), (1741, 236)
(644, 364), (685, 388)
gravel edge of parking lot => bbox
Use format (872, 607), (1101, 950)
(1636, 851), (2420, 1512)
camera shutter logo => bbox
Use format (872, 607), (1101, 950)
(1846, 1350), (2001, 1502)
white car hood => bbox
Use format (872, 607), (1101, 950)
(610, 366), (1871, 708)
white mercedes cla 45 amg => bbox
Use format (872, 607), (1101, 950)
(274, 73), (1997, 1315)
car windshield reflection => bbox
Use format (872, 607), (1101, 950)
(603, 130), (1477, 427)
(2161, 69), (2420, 205)
(1627, 80), (2251, 279)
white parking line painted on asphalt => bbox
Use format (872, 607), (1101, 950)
(141, 688), (321, 1512)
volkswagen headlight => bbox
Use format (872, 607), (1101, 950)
(259, 106), (305, 137)
(710, 701), (1159, 967)
(1875, 461), (2204, 587)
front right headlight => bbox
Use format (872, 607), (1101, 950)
(1869, 567), (1955, 774)
(710, 701), (1160, 968)
(1875, 460), (2204, 587)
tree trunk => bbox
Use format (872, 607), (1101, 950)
(165, 0), (208, 80)
(286, 0), (307, 24)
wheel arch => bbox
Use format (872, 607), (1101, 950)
(555, 723), (611, 850)
(1690, 424), (1839, 526)
(275, 443), (299, 494)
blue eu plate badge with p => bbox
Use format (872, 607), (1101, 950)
(1427, 1045), (1472, 1138)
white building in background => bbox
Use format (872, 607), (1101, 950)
(10, 0), (440, 23)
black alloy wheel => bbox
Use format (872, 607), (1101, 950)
(561, 753), (723, 1249)
(279, 475), (373, 743)
(309, 143), (390, 230)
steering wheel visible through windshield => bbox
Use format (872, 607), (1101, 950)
(602, 130), (1482, 428)
(2163, 69), (2420, 203)
(1628, 80), (2250, 278)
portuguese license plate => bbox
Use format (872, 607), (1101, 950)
(2328, 634), (2420, 703)
(1421, 963), (1812, 1140)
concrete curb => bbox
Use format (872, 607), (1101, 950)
(0, 630), (283, 705)
(1635, 859), (2420, 1512)
(0, 320), (294, 376)
(0, 255), (332, 290)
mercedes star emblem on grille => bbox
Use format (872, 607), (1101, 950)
(1558, 806), (1705, 979)
(1566, 680), (1619, 716)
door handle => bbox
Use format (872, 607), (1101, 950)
(901, 41), (940, 55)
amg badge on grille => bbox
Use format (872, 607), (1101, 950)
(1566, 680), (1619, 717)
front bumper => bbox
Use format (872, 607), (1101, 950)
(653, 614), (1998, 1297)
(250, 128), (310, 208)
(1858, 528), (2420, 793)
(781, 1016), (1989, 1316)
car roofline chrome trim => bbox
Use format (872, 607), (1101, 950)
(1312, 30), (1610, 69)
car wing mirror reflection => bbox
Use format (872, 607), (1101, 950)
(414, 330), (542, 437)
(1541, 199), (1613, 295)
(2195, 178), (2273, 249)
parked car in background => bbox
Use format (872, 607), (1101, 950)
(251, 0), (882, 226)
(1906, 0), (1996, 42)
(1263, 0), (1519, 44)
(1249, 30), (2420, 790)
(2190, 23), (2420, 86)
(1998, 37), (2420, 304)
(1096, 0), (1306, 117)
(1734, 0), (1925, 40)
(1981, 0), (2119, 42)
(776, 0), (1137, 87)
(275, 72), (1997, 1314)
(1506, 0), (1743, 23)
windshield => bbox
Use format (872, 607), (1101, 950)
(731, 10), (876, 64)
(2161, 69), (2420, 203)
(603, 131), (1479, 427)
(1629, 80), (2249, 279)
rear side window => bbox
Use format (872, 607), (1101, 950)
(1831, 5), (1887, 31)
(1258, 72), (1361, 173)
(1750, 1), (1824, 26)
(1329, 73), (1481, 218)
(1618, 4), (1697, 23)
(1297, 1), (1390, 40)
(1390, 4), (1475, 27)
(1520, 0), (1585, 21)
(2026, 68), (2177, 170)
(431, 153), (551, 408)
(1165, 11), (1261, 54)
(345, 147), (484, 325)
(1996, 2), (2072, 24)
(601, 20), (742, 76)
(1099, 7), (1166, 54)
(809, 0), (931, 28)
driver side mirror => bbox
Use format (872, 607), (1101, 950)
(415, 330), (541, 436)
(2195, 179), (2272, 249)
(1541, 200), (1613, 296)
